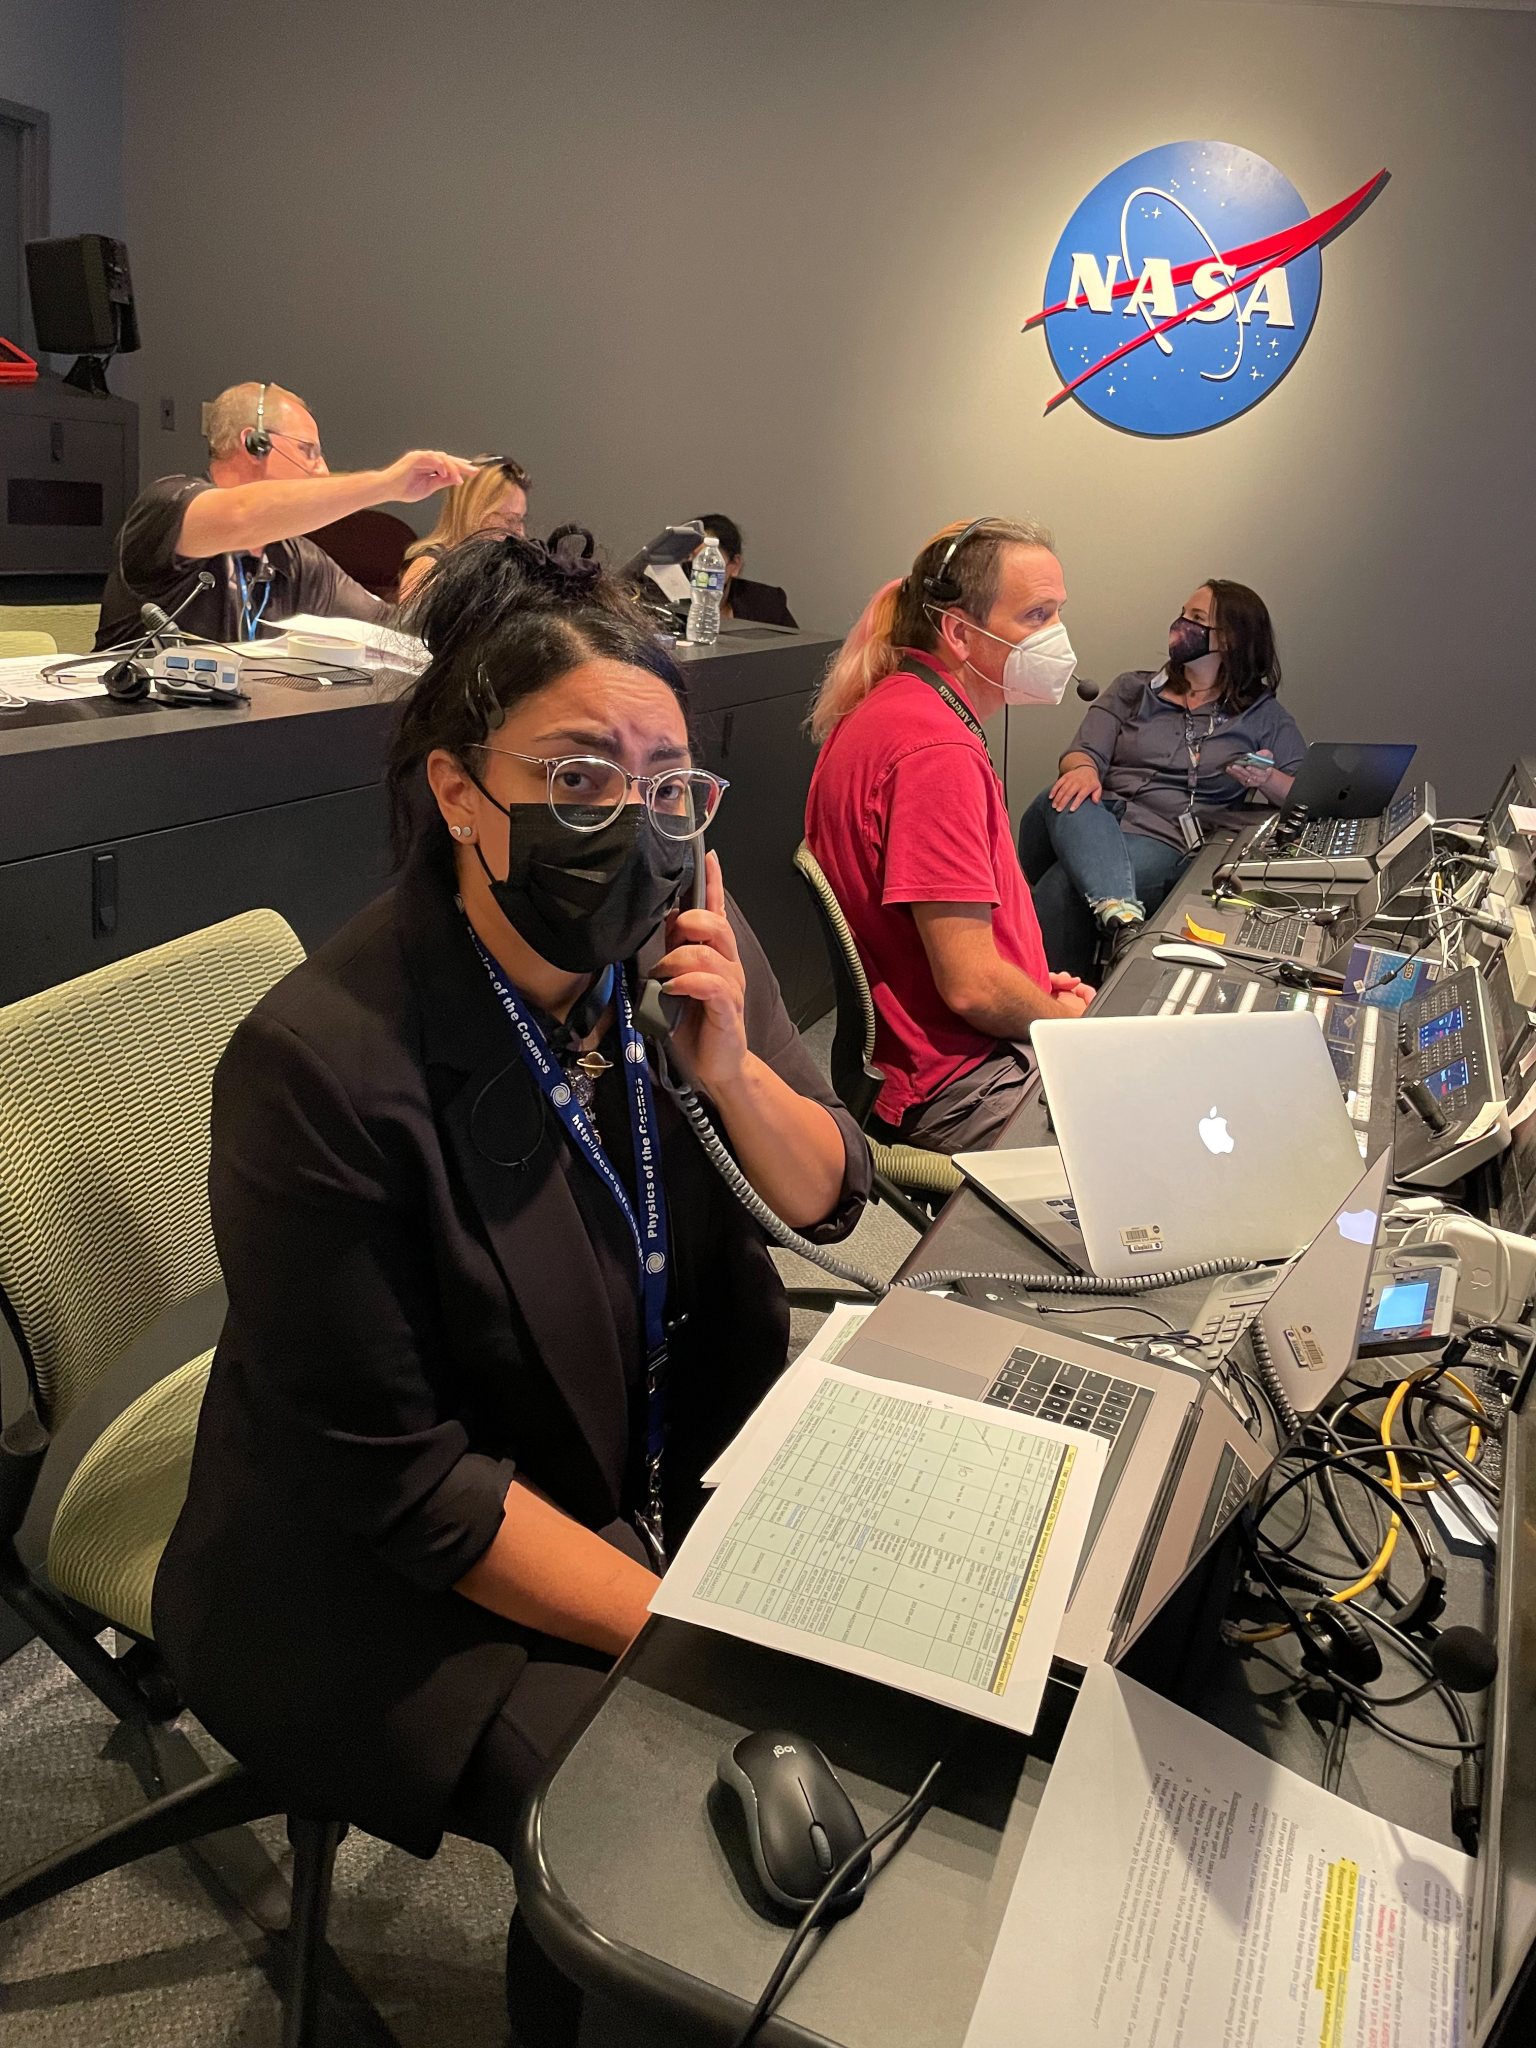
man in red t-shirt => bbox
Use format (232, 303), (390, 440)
(805, 518), (1091, 1153)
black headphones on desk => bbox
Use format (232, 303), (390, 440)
(103, 659), (244, 707)
(243, 381), (272, 459)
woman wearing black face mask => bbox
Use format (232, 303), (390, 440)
(151, 535), (870, 2044)
(1017, 579), (1304, 979)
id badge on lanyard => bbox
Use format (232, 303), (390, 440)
(469, 933), (674, 1570)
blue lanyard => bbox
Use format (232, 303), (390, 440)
(470, 936), (673, 1563)
(234, 557), (271, 641)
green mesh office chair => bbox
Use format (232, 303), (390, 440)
(0, 603), (99, 653)
(792, 844), (962, 1231)
(0, 629), (58, 658)
(0, 913), (348, 2048)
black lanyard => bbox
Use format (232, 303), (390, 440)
(903, 654), (988, 743)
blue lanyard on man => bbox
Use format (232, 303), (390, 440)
(234, 557), (271, 642)
(470, 934), (674, 1570)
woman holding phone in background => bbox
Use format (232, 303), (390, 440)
(152, 536), (869, 2043)
(1017, 579), (1304, 977)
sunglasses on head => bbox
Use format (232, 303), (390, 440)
(470, 454), (531, 486)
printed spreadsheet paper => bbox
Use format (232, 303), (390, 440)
(700, 1302), (873, 1489)
(651, 1363), (1104, 1734)
(962, 1665), (1471, 2048)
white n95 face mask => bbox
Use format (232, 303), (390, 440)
(998, 619), (1077, 706)
(957, 616), (1078, 707)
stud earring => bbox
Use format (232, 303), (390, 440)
(452, 824), (474, 842)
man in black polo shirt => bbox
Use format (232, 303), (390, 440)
(95, 381), (474, 650)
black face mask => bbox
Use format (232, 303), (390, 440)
(471, 799), (694, 973)
(1168, 616), (1213, 667)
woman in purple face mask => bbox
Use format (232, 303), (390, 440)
(1018, 579), (1305, 979)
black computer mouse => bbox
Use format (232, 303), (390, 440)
(716, 1730), (870, 1915)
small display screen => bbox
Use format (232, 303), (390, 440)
(1418, 1007), (1465, 1049)
(1374, 1279), (1430, 1332)
(1425, 1059), (1470, 1100)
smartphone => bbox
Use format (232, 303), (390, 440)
(1236, 751), (1274, 770)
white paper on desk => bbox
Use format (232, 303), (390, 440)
(0, 654), (107, 701)
(652, 1363), (1104, 1736)
(251, 612), (428, 669)
(962, 1664), (1471, 2048)
(701, 1303), (875, 1488)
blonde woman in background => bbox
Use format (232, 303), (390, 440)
(397, 455), (531, 601)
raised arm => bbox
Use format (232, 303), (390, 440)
(178, 450), (475, 560)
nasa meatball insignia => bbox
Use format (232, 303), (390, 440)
(1026, 141), (1388, 437)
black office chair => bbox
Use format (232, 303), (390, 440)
(792, 843), (962, 1232)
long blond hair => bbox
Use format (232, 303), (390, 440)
(403, 457), (531, 565)
(808, 516), (1054, 741)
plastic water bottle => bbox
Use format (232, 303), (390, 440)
(685, 534), (727, 645)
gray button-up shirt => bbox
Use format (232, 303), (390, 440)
(1069, 668), (1307, 850)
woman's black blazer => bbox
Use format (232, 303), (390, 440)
(153, 842), (869, 1855)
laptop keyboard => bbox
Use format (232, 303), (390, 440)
(986, 1347), (1138, 1437)
(984, 1347), (1155, 1566)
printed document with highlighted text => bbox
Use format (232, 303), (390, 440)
(963, 1664), (1471, 2048)
(651, 1364), (1104, 1735)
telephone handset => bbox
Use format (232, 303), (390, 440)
(634, 837), (707, 1043)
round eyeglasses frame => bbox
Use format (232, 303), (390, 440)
(468, 744), (729, 839)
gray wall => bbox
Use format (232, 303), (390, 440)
(118, 0), (1536, 814)
(0, 0), (123, 298)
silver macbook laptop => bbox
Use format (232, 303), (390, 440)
(1029, 1010), (1365, 1278)
(837, 1157), (1387, 1673)
(1180, 1151), (1390, 1412)
(836, 1285), (1269, 1671)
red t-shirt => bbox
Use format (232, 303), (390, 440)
(805, 658), (1051, 1122)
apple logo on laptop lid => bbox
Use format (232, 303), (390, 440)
(1198, 1107), (1235, 1156)
(1336, 1207), (1378, 1246)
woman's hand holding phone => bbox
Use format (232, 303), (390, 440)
(652, 850), (749, 1089)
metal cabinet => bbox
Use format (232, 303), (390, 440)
(0, 374), (138, 575)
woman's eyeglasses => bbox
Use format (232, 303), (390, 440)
(470, 746), (728, 840)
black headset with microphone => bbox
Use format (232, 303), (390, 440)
(920, 516), (1005, 606)
(242, 381), (273, 460)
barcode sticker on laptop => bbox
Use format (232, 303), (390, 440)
(1120, 1224), (1164, 1255)
(1283, 1324), (1327, 1372)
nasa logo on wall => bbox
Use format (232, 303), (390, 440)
(1027, 142), (1387, 437)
